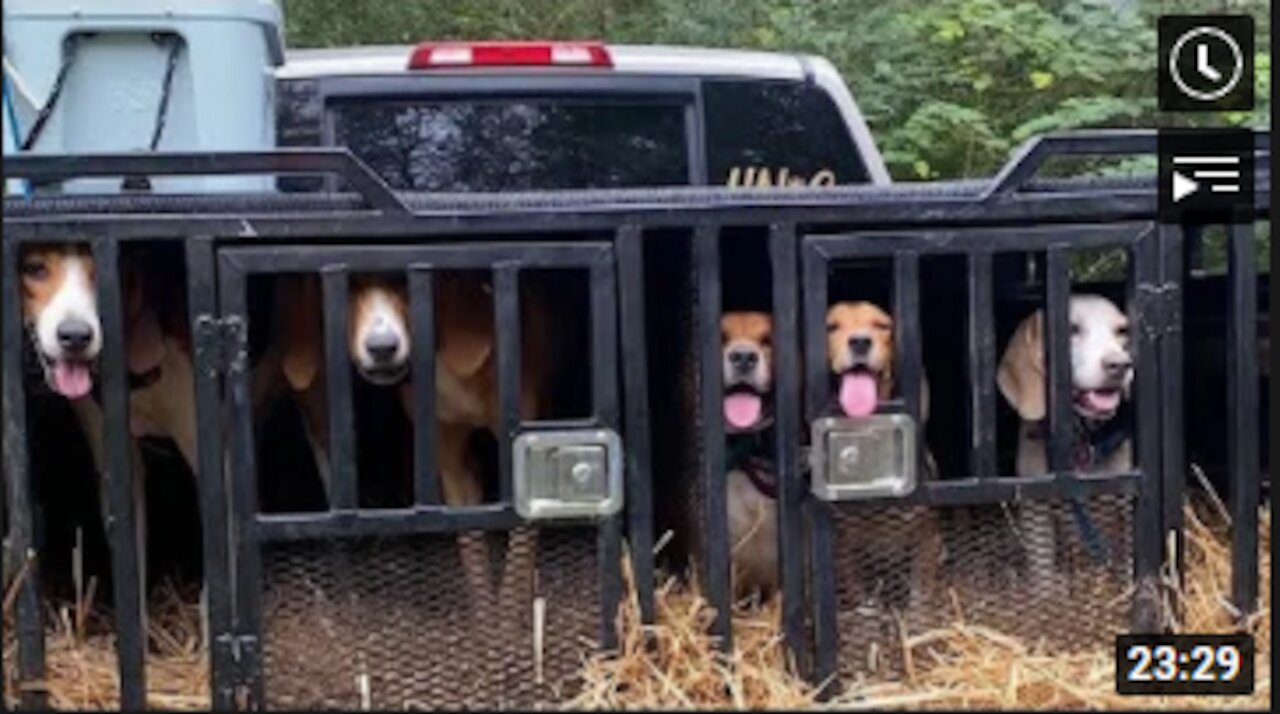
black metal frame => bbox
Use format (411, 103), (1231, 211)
(1, 129), (1269, 709)
(797, 223), (1163, 688)
(211, 241), (626, 706)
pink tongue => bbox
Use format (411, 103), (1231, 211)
(724, 393), (763, 430)
(1084, 390), (1120, 412)
(839, 373), (879, 418)
(53, 361), (93, 399)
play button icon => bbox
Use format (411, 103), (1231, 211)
(1172, 171), (1199, 202)
(1158, 129), (1255, 223)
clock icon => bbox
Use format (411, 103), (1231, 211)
(1158, 15), (1254, 112)
(1169, 26), (1244, 101)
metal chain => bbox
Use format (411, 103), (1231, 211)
(19, 34), (81, 151)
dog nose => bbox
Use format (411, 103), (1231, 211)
(1103, 354), (1132, 376)
(364, 331), (401, 363)
(849, 335), (872, 356)
(728, 349), (759, 373)
(56, 318), (95, 354)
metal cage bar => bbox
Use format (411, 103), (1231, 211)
(1, 238), (47, 711)
(590, 255), (624, 650)
(407, 265), (440, 507)
(1043, 246), (1073, 475)
(186, 236), (238, 709)
(801, 242), (830, 422)
(799, 238), (839, 690)
(693, 223), (732, 648)
(1131, 226), (1164, 632)
(217, 254), (267, 708)
(892, 253), (924, 449)
(809, 501), (838, 694)
(967, 250), (998, 479)
(93, 235), (148, 709)
(494, 263), (522, 505)
(1157, 224), (1187, 623)
(615, 225), (656, 626)
(769, 223), (808, 675)
(1227, 222), (1260, 615)
(321, 266), (358, 511)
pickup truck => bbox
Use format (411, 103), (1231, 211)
(274, 42), (891, 192)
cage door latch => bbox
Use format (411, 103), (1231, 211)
(513, 428), (624, 520)
(808, 415), (918, 501)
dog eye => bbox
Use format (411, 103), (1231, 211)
(21, 260), (48, 280)
(1116, 325), (1130, 338)
(826, 322), (837, 333)
(1070, 322), (1081, 337)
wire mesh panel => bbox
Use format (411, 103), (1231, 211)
(258, 526), (600, 709)
(829, 494), (1135, 681)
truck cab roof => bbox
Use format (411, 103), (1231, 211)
(276, 42), (889, 185)
(280, 43), (811, 81)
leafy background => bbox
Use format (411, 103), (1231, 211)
(281, 0), (1271, 268)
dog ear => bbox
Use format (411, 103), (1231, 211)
(123, 262), (168, 375)
(280, 275), (322, 392)
(997, 310), (1047, 421)
(437, 274), (494, 378)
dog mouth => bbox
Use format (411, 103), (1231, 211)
(358, 362), (409, 386)
(1074, 387), (1123, 418)
(723, 384), (768, 432)
(37, 351), (97, 399)
(837, 365), (881, 418)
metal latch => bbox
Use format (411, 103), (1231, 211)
(513, 429), (623, 520)
(808, 415), (917, 501)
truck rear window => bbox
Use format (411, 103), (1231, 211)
(702, 79), (869, 188)
(330, 98), (690, 191)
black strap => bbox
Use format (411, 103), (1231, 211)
(1026, 402), (1132, 471)
(122, 34), (184, 193)
(741, 457), (778, 500)
(19, 35), (81, 151)
(148, 34), (182, 152)
(1027, 404), (1132, 566)
(727, 430), (777, 500)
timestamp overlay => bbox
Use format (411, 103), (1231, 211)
(1116, 634), (1254, 695)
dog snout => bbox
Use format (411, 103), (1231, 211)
(1102, 352), (1132, 379)
(848, 334), (872, 357)
(364, 330), (402, 364)
(56, 317), (95, 354)
(728, 347), (760, 375)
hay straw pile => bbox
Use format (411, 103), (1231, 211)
(573, 498), (1271, 711)
(4, 500), (1270, 710)
(3, 580), (207, 710)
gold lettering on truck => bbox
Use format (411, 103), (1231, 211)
(727, 166), (837, 187)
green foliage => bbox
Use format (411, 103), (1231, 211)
(285, 0), (1268, 181)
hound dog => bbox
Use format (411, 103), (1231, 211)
(997, 294), (1134, 595)
(267, 270), (553, 613)
(721, 311), (779, 600)
(825, 301), (944, 614)
(17, 242), (202, 639)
